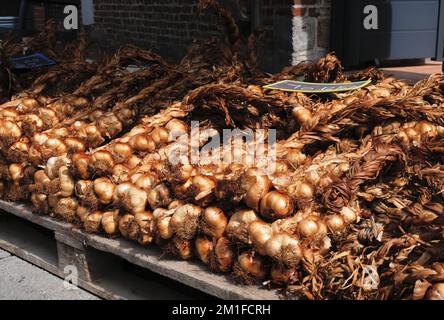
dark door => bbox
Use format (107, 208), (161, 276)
(331, 0), (444, 67)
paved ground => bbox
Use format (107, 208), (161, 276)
(0, 249), (99, 300)
(381, 60), (442, 83)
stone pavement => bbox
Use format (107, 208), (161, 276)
(0, 249), (99, 300)
(381, 60), (442, 83)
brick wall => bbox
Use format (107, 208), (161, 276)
(89, 0), (330, 71)
(93, 0), (221, 61)
(91, 0), (295, 72)
(292, 0), (331, 64)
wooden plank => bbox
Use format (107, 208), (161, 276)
(0, 236), (124, 300)
(0, 200), (282, 300)
(56, 241), (92, 283)
(0, 238), (59, 276)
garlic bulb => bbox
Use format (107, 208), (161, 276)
(171, 236), (193, 260)
(297, 215), (327, 239)
(210, 237), (234, 273)
(134, 172), (159, 193)
(54, 197), (78, 222)
(101, 210), (120, 236)
(226, 209), (260, 244)
(325, 214), (346, 235)
(248, 221), (273, 255)
(76, 205), (90, 223)
(200, 207), (227, 239)
(171, 204), (202, 239)
(110, 142), (133, 163)
(111, 164), (130, 184)
(132, 211), (154, 245)
(93, 177), (115, 205)
(118, 214), (135, 239)
(265, 233), (302, 267)
(156, 215), (174, 240)
(58, 166), (75, 197)
(129, 133), (156, 152)
(72, 153), (91, 179)
(192, 175), (216, 203)
(166, 119), (188, 141)
(91, 150), (115, 175)
(270, 263), (298, 284)
(195, 236), (214, 264)
(425, 283), (444, 300)
(121, 185), (148, 213)
(260, 190), (294, 220)
(147, 183), (172, 209)
(234, 251), (269, 283)
(242, 168), (271, 211)
(31, 193), (49, 215)
(150, 127), (170, 146)
(84, 211), (104, 233)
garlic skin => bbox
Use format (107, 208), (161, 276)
(101, 210), (120, 236)
(93, 177), (115, 205)
(171, 236), (193, 260)
(58, 166), (75, 197)
(72, 153), (91, 179)
(265, 233), (302, 267)
(148, 183), (172, 209)
(156, 215), (174, 240)
(297, 215), (327, 239)
(425, 283), (444, 300)
(195, 236), (214, 265)
(200, 207), (227, 239)
(235, 251), (269, 283)
(260, 190), (294, 220)
(226, 209), (260, 244)
(122, 186), (148, 213)
(91, 150), (115, 175)
(242, 168), (271, 211)
(171, 204), (202, 239)
(132, 211), (154, 245)
(210, 237), (235, 273)
(248, 221), (274, 255)
(129, 133), (156, 152)
(325, 214), (346, 235)
(270, 264), (298, 285)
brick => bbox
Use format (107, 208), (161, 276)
(292, 7), (306, 16)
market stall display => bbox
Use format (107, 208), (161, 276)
(0, 0), (443, 300)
